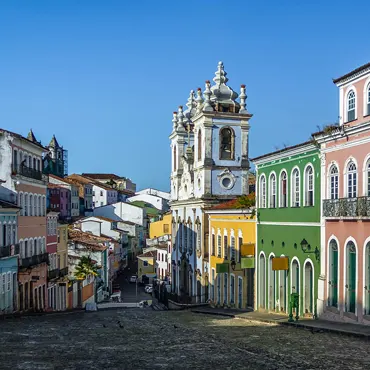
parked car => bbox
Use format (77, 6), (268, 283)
(129, 275), (137, 283)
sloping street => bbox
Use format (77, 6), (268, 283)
(1, 309), (370, 370)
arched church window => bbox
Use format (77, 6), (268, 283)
(198, 130), (202, 161)
(219, 127), (234, 160)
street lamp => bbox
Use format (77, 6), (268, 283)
(230, 259), (236, 271)
(300, 238), (320, 262)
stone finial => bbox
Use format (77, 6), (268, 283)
(177, 106), (185, 131)
(186, 90), (195, 112)
(202, 81), (213, 112)
(195, 88), (204, 114)
(239, 84), (247, 113)
(213, 61), (229, 87)
(172, 111), (178, 130)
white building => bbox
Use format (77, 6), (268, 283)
(92, 183), (118, 208)
(170, 62), (252, 303)
(136, 188), (170, 201)
(49, 175), (80, 217)
(127, 193), (169, 211)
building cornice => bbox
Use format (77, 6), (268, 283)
(333, 62), (370, 86)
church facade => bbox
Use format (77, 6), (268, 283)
(169, 62), (252, 303)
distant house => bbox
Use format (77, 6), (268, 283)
(49, 175), (79, 217)
(127, 193), (169, 211)
(81, 173), (136, 193)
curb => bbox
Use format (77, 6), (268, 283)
(191, 310), (370, 339)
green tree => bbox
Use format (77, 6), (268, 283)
(74, 255), (98, 280)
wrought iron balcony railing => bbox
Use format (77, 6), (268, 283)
(13, 165), (43, 181)
(323, 197), (370, 218)
(20, 252), (49, 268)
(0, 244), (20, 258)
(48, 268), (60, 280)
(59, 266), (68, 277)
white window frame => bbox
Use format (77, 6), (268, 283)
(291, 167), (300, 207)
(230, 235), (236, 261)
(347, 90), (356, 122)
(259, 175), (266, 208)
(279, 170), (288, 207)
(304, 164), (314, 206)
(269, 172), (276, 208)
(347, 161), (357, 198)
(329, 164), (339, 200)
(217, 233), (222, 257)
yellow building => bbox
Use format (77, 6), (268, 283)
(206, 199), (256, 309)
(137, 250), (156, 281)
(57, 223), (68, 309)
(149, 212), (171, 239)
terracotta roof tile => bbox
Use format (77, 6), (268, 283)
(211, 199), (239, 210)
(138, 251), (156, 258)
(68, 228), (110, 250)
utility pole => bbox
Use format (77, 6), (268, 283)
(135, 279), (138, 307)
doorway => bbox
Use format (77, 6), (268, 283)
(259, 254), (266, 309)
(268, 255), (276, 311)
(304, 261), (313, 314)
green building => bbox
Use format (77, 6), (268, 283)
(252, 142), (320, 317)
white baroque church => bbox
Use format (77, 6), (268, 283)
(169, 62), (252, 303)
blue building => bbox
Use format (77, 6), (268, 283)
(0, 199), (20, 314)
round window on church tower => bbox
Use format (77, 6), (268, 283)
(222, 177), (231, 188)
(219, 174), (235, 190)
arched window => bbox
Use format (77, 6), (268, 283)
(219, 127), (234, 160)
(347, 90), (356, 122)
(269, 173), (276, 208)
(29, 194), (33, 216)
(33, 194), (37, 216)
(305, 165), (314, 206)
(345, 241), (356, 313)
(291, 168), (300, 207)
(42, 196), (46, 216)
(347, 161), (357, 198)
(173, 145), (177, 171)
(37, 195), (41, 216)
(329, 165), (339, 200)
(259, 175), (266, 208)
(197, 129), (202, 161)
(367, 84), (370, 116)
(366, 160), (370, 197)
(280, 171), (287, 207)
(24, 193), (28, 216)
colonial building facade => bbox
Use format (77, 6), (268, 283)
(253, 143), (321, 317)
(170, 62), (252, 303)
(314, 62), (370, 324)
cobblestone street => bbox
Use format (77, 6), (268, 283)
(1, 310), (370, 369)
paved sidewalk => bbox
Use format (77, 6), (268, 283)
(191, 307), (370, 339)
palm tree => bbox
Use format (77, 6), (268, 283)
(74, 255), (98, 280)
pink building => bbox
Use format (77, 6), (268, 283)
(314, 62), (370, 324)
(0, 129), (48, 312)
(47, 184), (71, 219)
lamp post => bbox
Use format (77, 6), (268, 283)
(230, 259), (236, 271)
(300, 238), (320, 262)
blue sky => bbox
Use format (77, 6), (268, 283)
(1, 1), (369, 191)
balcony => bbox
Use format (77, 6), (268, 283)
(48, 268), (60, 280)
(323, 197), (370, 218)
(59, 266), (68, 277)
(20, 253), (49, 269)
(0, 244), (20, 259)
(12, 165), (42, 181)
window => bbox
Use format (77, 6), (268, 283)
(217, 235), (222, 257)
(259, 175), (266, 208)
(238, 236), (243, 262)
(24, 194), (28, 216)
(329, 165), (339, 200)
(230, 236), (236, 261)
(197, 129), (202, 161)
(196, 224), (201, 252)
(367, 160), (370, 197)
(13, 149), (18, 170)
(367, 84), (370, 116)
(305, 165), (314, 206)
(347, 90), (356, 122)
(100, 191), (103, 196)
(211, 234), (215, 256)
(33, 194), (37, 215)
(291, 169), (300, 207)
(280, 171), (287, 207)
(347, 161), (357, 198)
(143, 261), (148, 267)
(223, 235), (228, 259)
(163, 224), (169, 234)
(269, 173), (276, 208)
(29, 194), (33, 216)
(219, 127), (234, 160)
(173, 145), (177, 171)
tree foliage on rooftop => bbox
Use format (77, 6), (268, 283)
(235, 193), (255, 209)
